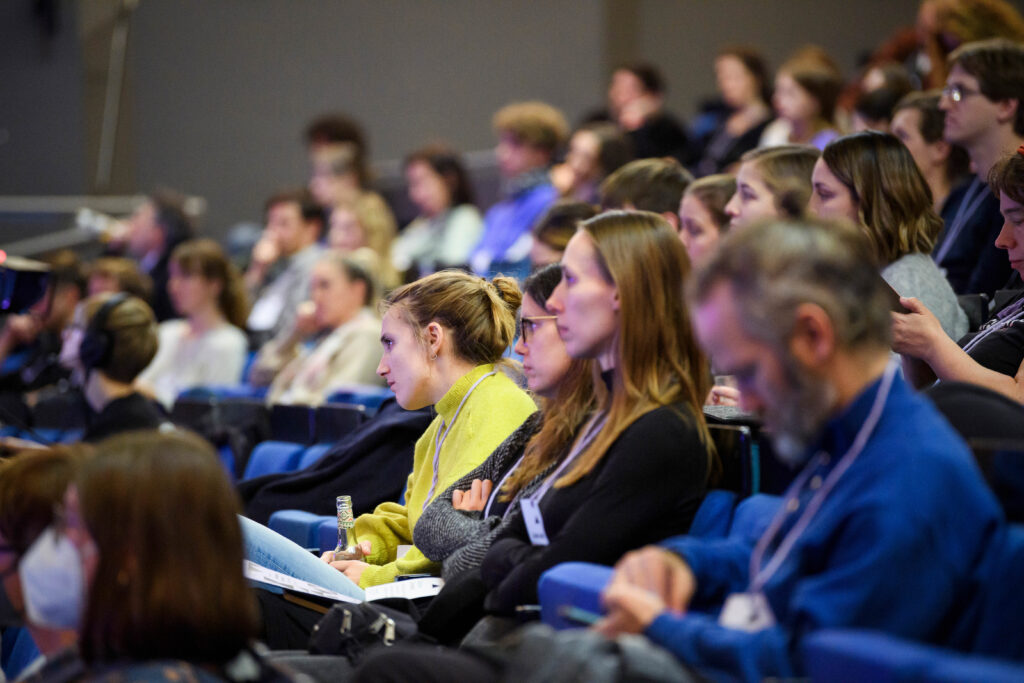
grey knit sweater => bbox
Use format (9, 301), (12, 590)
(413, 411), (554, 580)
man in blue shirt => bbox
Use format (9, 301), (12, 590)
(596, 218), (1004, 681)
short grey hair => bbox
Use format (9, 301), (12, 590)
(688, 218), (892, 353)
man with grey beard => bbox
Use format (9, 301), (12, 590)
(591, 218), (1004, 681)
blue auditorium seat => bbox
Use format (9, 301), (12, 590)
(268, 510), (334, 550)
(241, 441), (305, 480)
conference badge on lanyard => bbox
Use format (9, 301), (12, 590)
(718, 592), (776, 631)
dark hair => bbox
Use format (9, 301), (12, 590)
(854, 86), (907, 126)
(600, 158), (694, 214)
(0, 445), (93, 555)
(717, 45), (772, 103)
(45, 251), (88, 298)
(618, 62), (665, 95)
(88, 257), (153, 300)
(149, 189), (195, 251)
(264, 188), (324, 228)
(319, 251), (377, 307)
(304, 113), (370, 187)
(78, 430), (259, 666)
(893, 90), (972, 182)
(403, 144), (476, 207)
(684, 174), (737, 233)
(170, 239), (250, 328)
(522, 263), (563, 307)
(949, 38), (1024, 135)
(779, 50), (844, 124)
(576, 122), (635, 178)
(988, 148), (1024, 205)
(532, 201), (598, 253)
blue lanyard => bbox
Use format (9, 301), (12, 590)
(748, 361), (898, 593)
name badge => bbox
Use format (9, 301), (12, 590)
(520, 499), (550, 546)
(718, 592), (776, 632)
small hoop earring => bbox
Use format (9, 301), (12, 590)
(430, 353), (437, 360)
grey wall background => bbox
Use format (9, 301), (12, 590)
(2, 0), (932, 243)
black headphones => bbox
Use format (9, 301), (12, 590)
(78, 293), (131, 372)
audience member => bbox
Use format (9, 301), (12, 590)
(0, 445), (92, 681)
(117, 190), (195, 322)
(58, 294), (166, 442)
(550, 123), (633, 204)
(0, 256), (85, 400)
(893, 147), (1024, 401)
(469, 101), (568, 278)
(851, 86), (909, 133)
(327, 194), (399, 290)
(678, 174), (737, 266)
(38, 430), (296, 680)
(604, 63), (693, 164)
(474, 211), (713, 624)
(724, 145), (819, 228)
(891, 90), (972, 212)
(933, 38), (1023, 295)
(135, 239), (249, 408)
(528, 201), (598, 269)
(692, 46), (774, 176)
(761, 47), (844, 150)
(241, 270), (536, 599)
(599, 157), (693, 230)
(85, 257), (152, 301)
(810, 132), (967, 341)
(266, 252), (383, 405)
(390, 145), (483, 280)
(414, 265), (593, 579)
(305, 112), (372, 222)
(245, 190), (325, 345)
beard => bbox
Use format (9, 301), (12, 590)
(763, 354), (837, 468)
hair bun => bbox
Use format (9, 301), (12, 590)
(489, 276), (523, 313)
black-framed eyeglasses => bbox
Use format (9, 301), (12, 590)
(518, 315), (558, 345)
(941, 83), (982, 104)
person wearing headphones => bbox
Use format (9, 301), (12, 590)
(58, 293), (167, 442)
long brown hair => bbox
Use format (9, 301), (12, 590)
(822, 131), (942, 265)
(170, 238), (250, 328)
(502, 264), (596, 496)
(78, 430), (259, 666)
(556, 211), (713, 488)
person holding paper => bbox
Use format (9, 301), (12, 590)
(240, 270), (536, 599)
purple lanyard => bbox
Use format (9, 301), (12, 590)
(523, 411), (608, 506)
(748, 361), (898, 593)
(422, 371), (497, 511)
(961, 296), (1024, 355)
(934, 177), (989, 265)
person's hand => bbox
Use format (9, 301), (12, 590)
(891, 296), (945, 361)
(607, 546), (696, 612)
(250, 236), (280, 269)
(321, 540), (372, 564)
(2, 314), (41, 346)
(594, 572), (669, 637)
(706, 385), (740, 406)
(452, 479), (493, 512)
(292, 301), (319, 337)
(329, 559), (369, 584)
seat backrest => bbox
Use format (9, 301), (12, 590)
(956, 524), (1024, 660)
(270, 403), (316, 444)
(241, 440), (305, 480)
(314, 403), (367, 443)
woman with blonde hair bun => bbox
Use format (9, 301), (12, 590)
(241, 269), (537, 600)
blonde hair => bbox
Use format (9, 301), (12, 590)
(556, 211), (714, 488)
(493, 101), (569, 153)
(740, 145), (820, 217)
(382, 270), (522, 366)
(333, 192), (399, 288)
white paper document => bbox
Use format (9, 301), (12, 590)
(243, 561), (444, 603)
